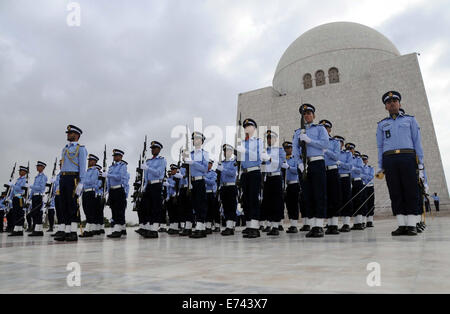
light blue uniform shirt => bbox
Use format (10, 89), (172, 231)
(205, 170), (217, 192)
(285, 156), (299, 182)
(376, 113), (424, 170)
(10, 176), (27, 200)
(241, 137), (263, 169)
(0, 197), (5, 210)
(293, 124), (329, 162)
(167, 176), (176, 197)
(144, 155), (166, 186)
(351, 156), (364, 179)
(433, 195), (439, 202)
(324, 137), (340, 167)
(179, 167), (188, 186)
(125, 172), (130, 197)
(83, 167), (100, 190)
(107, 161), (128, 191)
(219, 160), (237, 184)
(189, 149), (209, 177)
(337, 150), (353, 174)
(54, 173), (61, 195)
(31, 172), (48, 194)
(61, 142), (88, 182)
(262, 146), (286, 173)
(362, 165), (374, 185)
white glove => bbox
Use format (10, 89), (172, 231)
(298, 163), (305, 172)
(216, 165), (224, 171)
(163, 181), (170, 187)
(50, 177), (56, 183)
(336, 160), (342, 166)
(174, 172), (183, 179)
(236, 145), (246, 153)
(261, 152), (270, 162)
(419, 169), (425, 181)
(75, 183), (84, 196)
(6, 181), (13, 186)
(26, 199), (31, 206)
(182, 151), (191, 159)
(300, 133), (312, 144)
(140, 163), (149, 171)
(101, 171), (108, 178)
(424, 183), (429, 194)
(25, 183), (31, 188)
(184, 158), (194, 165)
(281, 162), (289, 169)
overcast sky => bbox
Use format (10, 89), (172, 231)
(1, 0), (449, 222)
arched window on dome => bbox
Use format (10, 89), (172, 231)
(329, 67), (340, 84)
(303, 73), (312, 89)
(315, 70), (325, 86)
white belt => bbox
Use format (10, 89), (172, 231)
(110, 185), (123, 190)
(206, 190), (214, 193)
(84, 188), (95, 192)
(340, 174), (350, 178)
(267, 172), (281, 177)
(33, 193), (44, 196)
(222, 182), (236, 187)
(307, 156), (324, 162)
(288, 180), (298, 185)
(326, 165), (338, 170)
(352, 178), (361, 181)
(192, 176), (204, 181)
(150, 180), (162, 184)
(243, 166), (260, 173)
(14, 194), (23, 197)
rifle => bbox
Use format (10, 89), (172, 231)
(175, 147), (182, 197)
(216, 144), (223, 203)
(299, 104), (307, 180)
(3, 162), (16, 212)
(184, 125), (192, 195)
(100, 145), (108, 209)
(43, 158), (58, 225)
(234, 113), (243, 205)
(132, 136), (147, 211)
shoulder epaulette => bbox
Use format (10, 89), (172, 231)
(403, 114), (414, 118)
(378, 117), (390, 124)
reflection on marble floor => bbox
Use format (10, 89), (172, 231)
(1, 215), (450, 294)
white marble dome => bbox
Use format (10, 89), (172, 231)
(273, 22), (401, 94)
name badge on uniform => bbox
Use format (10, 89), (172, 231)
(385, 130), (391, 139)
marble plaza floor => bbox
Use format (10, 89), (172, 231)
(0, 214), (449, 294)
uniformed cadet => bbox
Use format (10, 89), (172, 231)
(320, 120), (342, 235)
(51, 161), (63, 237)
(160, 171), (170, 233)
(54, 125), (87, 242)
(92, 164), (104, 235)
(79, 154), (100, 238)
(416, 169), (429, 232)
(7, 166), (29, 236)
(361, 155), (375, 227)
(333, 136), (353, 232)
(376, 91), (425, 236)
(183, 132), (209, 239)
(177, 162), (194, 236)
(350, 150), (366, 230)
(27, 161), (48, 237)
(282, 141), (301, 233)
(0, 192), (6, 232)
(166, 165), (180, 235)
(205, 160), (219, 234)
(293, 104), (329, 238)
(261, 130), (287, 236)
(236, 118), (270, 238)
(105, 149), (129, 238)
(140, 141), (166, 238)
(216, 144), (238, 236)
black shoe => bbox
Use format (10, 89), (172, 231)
(262, 226), (271, 233)
(278, 225), (284, 231)
(167, 228), (179, 235)
(107, 231), (122, 239)
(221, 228), (234, 236)
(8, 231), (24, 237)
(46, 228), (54, 233)
(54, 232), (66, 241)
(189, 230), (207, 239)
(213, 227), (221, 233)
(259, 226), (264, 231)
(243, 228), (260, 238)
(286, 226), (298, 234)
(325, 226), (340, 235)
(305, 227), (318, 238)
(65, 232), (78, 242)
(79, 231), (93, 238)
(135, 228), (145, 235)
(314, 227), (325, 237)
(143, 230), (159, 238)
(339, 224), (351, 232)
(99, 229), (105, 234)
(267, 228), (280, 236)
(121, 230), (127, 236)
(351, 223), (364, 230)
(179, 229), (192, 236)
(28, 231), (44, 237)
(324, 224), (329, 229)
(407, 226), (418, 236)
(299, 225), (311, 232)
(391, 226), (408, 236)
(366, 222), (374, 228)
(416, 224), (423, 233)
(205, 228), (212, 235)
(242, 228), (250, 234)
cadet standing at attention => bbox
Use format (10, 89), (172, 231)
(55, 125), (87, 242)
(28, 161), (48, 237)
(293, 104), (329, 238)
(282, 141), (301, 233)
(376, 91), (424, 236)
(79, 154), (100, 238)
